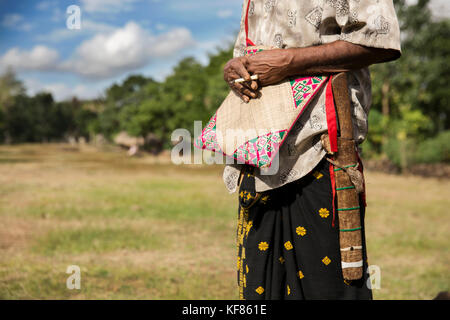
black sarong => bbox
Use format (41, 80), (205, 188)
(236, 159), (372, 300)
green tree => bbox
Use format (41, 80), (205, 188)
(365, 0), (450, 167)
(204, 46), (234, 113)
(161, 57), (208, 136)
(0, 69), (25, 142)
(99, 75), (154, 140)
(0, 68), (25, 110)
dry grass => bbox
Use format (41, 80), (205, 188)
(0, 143), (448, 300)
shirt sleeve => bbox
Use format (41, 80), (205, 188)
(319, 0), (401, 52)
(233, 1), (248, 58)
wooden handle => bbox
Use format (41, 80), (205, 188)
(331, 73), (353, 140)
(331, 72), (364, 280)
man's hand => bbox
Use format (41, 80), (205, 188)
(245, 49), (292, 87)
(223, 51), (291, 102)
(223, 56), (259, 103)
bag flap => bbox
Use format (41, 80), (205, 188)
(216, 79), (295, 155)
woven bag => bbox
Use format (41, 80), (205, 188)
(194, 46), (328, 168)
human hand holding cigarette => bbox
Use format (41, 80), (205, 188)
(234, 74), (259, 83)
(223, 56), (259, 103)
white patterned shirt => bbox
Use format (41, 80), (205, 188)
(223, 0), (401, 193)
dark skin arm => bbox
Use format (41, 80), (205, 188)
(224, 40), (400, 102)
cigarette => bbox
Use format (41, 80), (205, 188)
(234, 75), (259, 83)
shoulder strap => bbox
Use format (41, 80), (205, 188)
(245, 0), (256, 47)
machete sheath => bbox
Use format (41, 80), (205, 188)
(329, 72), (365, 281)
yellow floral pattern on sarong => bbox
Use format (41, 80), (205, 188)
(245, 221), (253, 236)
(260, 194), (270, 204)
(319, 208), (330, 218)
(284, 241), (293, 250)
(258, 242), (269, 251)
(313, 171), (324, 179)
(296, 226), (307, 236)
(235, 160), (372, 299)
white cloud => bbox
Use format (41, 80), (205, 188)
(35, 19), (116, 42)
(82, 20), (117, 33)
(150, 27), (195, 56)
(405, 0), (450, 19)
(35, 1), (64, 22)
(1, 13), (33, 31)
(429, 0), (450, 19)
(2, 14), (23, 27)
(36, 0), (58, 11)
(0, 45), (60, 72)
(80, 0), (140, 13)
(2, 21), (195, 79)
(35, 28), (78, 42)
(155, 23), (166, 31)
(24, 78), (103, 101)
(167, 0), (241, 12)
(62, 21), (195, 78)
(217, 9), (233, 19)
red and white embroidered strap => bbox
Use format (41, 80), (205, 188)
(325, 77), (338, 153)
(244, 0), (338, 154)
(244, 0), (256, 46)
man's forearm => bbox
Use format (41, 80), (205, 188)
(229, 40), (400, 100)
(284, 40), (400, 77)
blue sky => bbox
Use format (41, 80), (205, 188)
(0, 0), (244, 101)
(0, 0), (448, 101)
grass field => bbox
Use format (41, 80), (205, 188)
(0, 144), (448, 300)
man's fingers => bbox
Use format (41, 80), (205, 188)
(233, 83), (257, 99)
(242, 87), (257, 99)
(223, 57), (260, 103)
(227, 70), (243, 83)
(236, 57), (251, 81)
(232, 87), (250, 103)
(238, 80), (256, 92)
(231, 83), (256, 103)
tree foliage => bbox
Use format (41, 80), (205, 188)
(360, 0), (449, 168)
